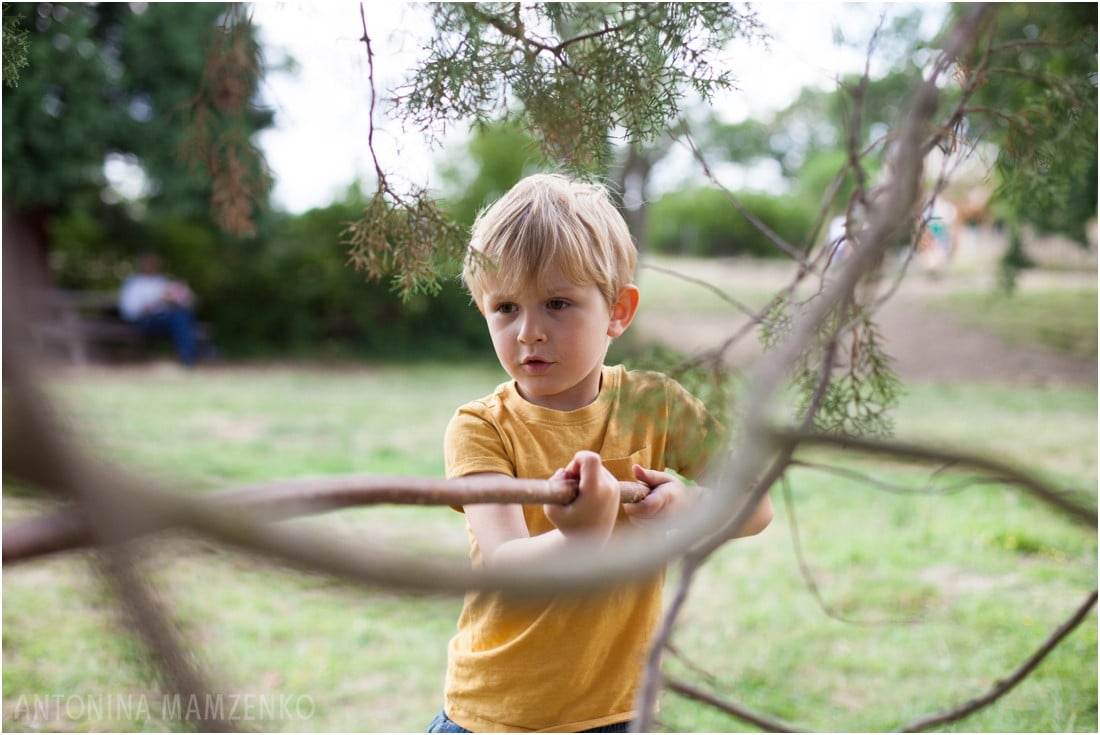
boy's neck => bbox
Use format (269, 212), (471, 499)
(514, 365), (607, 412)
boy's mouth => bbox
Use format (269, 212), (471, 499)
(521, 357), (553, 373)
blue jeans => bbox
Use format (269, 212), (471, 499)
(136, 305), (198, 365)
(428, 711), (632, 733)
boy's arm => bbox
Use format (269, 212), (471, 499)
(625, 465), (773, 536)
(464, 451), (620, 569)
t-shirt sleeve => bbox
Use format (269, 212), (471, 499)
(444, 403), (516, 480)
(663, 379), (728, 479)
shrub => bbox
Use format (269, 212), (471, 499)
(204, 200), (487, 358)
(645, 187), (815, 258)
(44, 197), (489, 360)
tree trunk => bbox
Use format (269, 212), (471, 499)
(4, 208), (54, 290)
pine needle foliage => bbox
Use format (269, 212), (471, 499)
(761, 296), (902, 438)
(1, 3), (28, 88)
(393, 2), (763, 171)
(342, 183), (466, 298)
(954, 3), (1097, 240)
(348, 2), (763, 297)
(179, 4), (272, 237)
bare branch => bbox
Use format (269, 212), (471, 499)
(97, 545), (237, 732)
(774, 429), (1097, 528)
(640, 262), (761, 320)
(359, 3), (384, 183)
(894, 590), (1098, 732)
(634, 556), (702, 732)
(0, 347), (751, 597)
(4, 475), (651, 565)
(780, 475), (923, 626)
(789, 458), (1001, 497)
(664, 677), (802, 733)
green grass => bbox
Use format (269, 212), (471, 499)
(932, 286), (1098, 359)
(3, 363), (1096, 732)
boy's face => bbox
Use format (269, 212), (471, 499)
(478, 265), (638, 412)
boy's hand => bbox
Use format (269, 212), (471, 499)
(544, 451), (619, 543)
(624, 464), (690, 530)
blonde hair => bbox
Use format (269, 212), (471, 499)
(463, 173), (637, 308)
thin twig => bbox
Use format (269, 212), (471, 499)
(780, 475), (923, 626)
(680, 126), (812, 268)
(894, 590), (1098, 732)
(774, 429), (1097, 528)
(790, 458), (1008, 497)
(359, 3), (383, 182)
(664, 677), (802, 733)
(641, 262), (760, 319)
(634, 555), (702, 732)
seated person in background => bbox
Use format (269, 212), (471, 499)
(118, 253), (200, 366)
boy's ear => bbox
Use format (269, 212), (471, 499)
(607, 284), (640, 338)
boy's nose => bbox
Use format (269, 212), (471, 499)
(517, 313), (547, 343)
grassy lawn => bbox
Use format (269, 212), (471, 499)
(663, 379), (1097, 733)
(3, 357), (1095, 733)
(933, 285), (1098, 359)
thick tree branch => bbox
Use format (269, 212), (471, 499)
(4, 475), (650, 565)
(1, 346), (750, 597)
(773, 429), (1097, 528)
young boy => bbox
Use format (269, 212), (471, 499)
(432, 173), (772, 733)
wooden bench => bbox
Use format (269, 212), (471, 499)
(23, 289), (207, 366)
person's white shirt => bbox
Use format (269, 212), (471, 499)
(118, 274), (170, 321)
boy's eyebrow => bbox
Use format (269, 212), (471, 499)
(485, 280), (588, 300)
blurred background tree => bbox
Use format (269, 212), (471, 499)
(3, 2), (1094, 359)
(946, 2), (1097, 286)
(2, 2), (271, 290)
(956, 2), (1097, 242)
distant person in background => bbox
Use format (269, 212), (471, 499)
(118, 253), (200, 366)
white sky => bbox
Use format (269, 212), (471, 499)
(252, 2), (948, 214)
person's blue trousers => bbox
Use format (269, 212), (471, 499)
(137, 305), (198, 366)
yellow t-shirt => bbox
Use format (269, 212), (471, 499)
(443, 364), (724, 732)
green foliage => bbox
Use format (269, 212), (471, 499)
(761, 297), (902, 437)
(2, 3), (272, 235)
(645, 187), (814, 258)
(45, 209), (125, 288)
(3, 3), (123, 210)
(394, 3), (762, 170)
(2, 3), (28, 87)
(343, 182), (467, 300)
(213, 196), (486, 358)
(348, 3), (765, 296)
(45, 189), (489, 359)
(955, 3), (1098, 241)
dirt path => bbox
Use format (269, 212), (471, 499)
(632, 259), (1097, 388)
(874, 284), (1095, 386)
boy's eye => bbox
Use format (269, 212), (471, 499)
(494, 302), (518, 314)
(546, 299), (569, 311)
